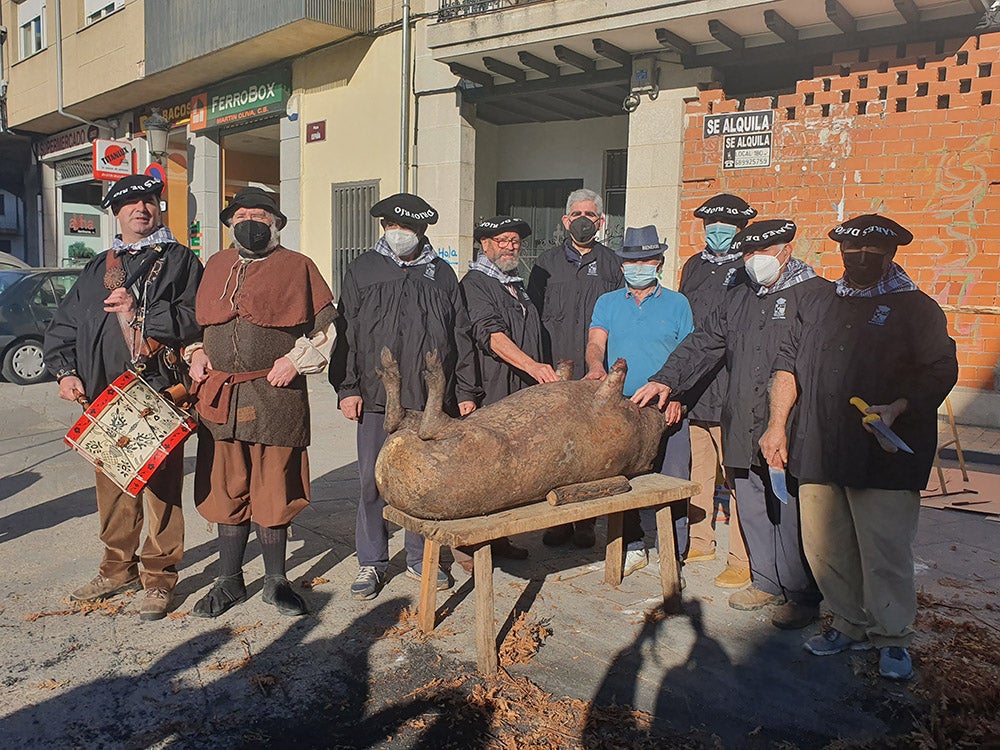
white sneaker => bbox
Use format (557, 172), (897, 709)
(623, 548), (649, 577)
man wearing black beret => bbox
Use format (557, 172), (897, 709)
(760, 214), (958, 680)
(330, 193), (480, 600)
(635, 219), (825, 629)
(44, 174), (203, 621)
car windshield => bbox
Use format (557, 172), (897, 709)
(0, 271), (27, 297)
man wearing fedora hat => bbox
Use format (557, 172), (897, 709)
(760, 214), (957, 680)
(186, 187), (336, 618)
(331, 193), (480, 600)
(585, 225), (694, 575)
(44, 174), (203, 621)
(636, 219), (826, 630)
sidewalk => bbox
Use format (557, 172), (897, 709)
(0, 377), (997, 748)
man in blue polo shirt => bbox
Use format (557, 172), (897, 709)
(585, 225), (694, 575)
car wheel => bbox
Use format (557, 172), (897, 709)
(2, 339), (48, 385)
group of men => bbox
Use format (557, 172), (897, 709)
(44, 174), (957, 683)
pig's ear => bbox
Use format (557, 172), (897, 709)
(380, 346), (398, 370)
(595, 359), (627, 402)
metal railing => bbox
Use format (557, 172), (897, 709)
(438, 0), (550, 22)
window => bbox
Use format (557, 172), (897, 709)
(0, 195), (6, 215)
(31, 279), (59, 309)
(496, 178), (583, 275)
(603, 149), (628, 251)
(84, 0), (124, 25)
(331, 180), (380, 299)
(17, 0), (46, 60)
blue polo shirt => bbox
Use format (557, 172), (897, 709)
(590, 284), (694, 397)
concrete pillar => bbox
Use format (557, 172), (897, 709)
(41, 163), (58, 266)
(187, 129), (221, 259)
(279, 114), (301, 251)
(626, 60), (713, 288)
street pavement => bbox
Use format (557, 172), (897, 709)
(1, 377), (998, 748)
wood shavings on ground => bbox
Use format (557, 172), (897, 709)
(35, 679), (69, 690)
(300, 577), (330, 589)
(167, 611), (188, 619)
(384, 606), (456, 642)
(249, 673), (279, 696)
(229, 621), (262, 636)
(498, 612), (552, 666)
(24, 597), (131, 621)
(205, 640), (252, 672)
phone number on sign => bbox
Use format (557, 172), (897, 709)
(733, 149), (771, 168)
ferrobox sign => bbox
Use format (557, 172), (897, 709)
(703, 110), (774, 170)
(189, 69), (291, 132)
(92, 139), (137, 181)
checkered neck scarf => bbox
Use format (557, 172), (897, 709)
(469, 253), (524, 284)
(374, 236), (438, 267)
(756, 257), (817, 297)
(835, 262), (918, 298)
(112, 225), (177, 256)
(700, 248), (743, 264)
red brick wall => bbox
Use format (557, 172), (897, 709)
(680, 32), (1000, 391)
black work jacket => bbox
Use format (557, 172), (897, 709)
(43, 242), (203, 401)
(655, 273), (830, 471)
(329, 252), (480, 414)
(461, 269), (544, 406)
(527, 239), (623, 378)
(677, 253), (744, 422)
(774, 284), (958, 490)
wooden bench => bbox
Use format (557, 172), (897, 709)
(382, 472), (700, 674)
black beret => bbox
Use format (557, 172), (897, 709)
(220, 187), (287, 229)
(693, 193), (758, 227)
(370, 193), (439, 225)
(101, 175), (163, 209)
(731, 219), (797, 254)
(474, 216), (532, 242)
(828, 214), (913, 246)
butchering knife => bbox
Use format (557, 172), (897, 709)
(850, 397), (914, 454)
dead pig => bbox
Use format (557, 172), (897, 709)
(374, 348), (669, 520)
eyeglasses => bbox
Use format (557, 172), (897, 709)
(491, 236), (521, 248)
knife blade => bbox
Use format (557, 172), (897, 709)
(850, 397), (914, 454)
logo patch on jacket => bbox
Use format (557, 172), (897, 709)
(723, 267), (738, 288)
(772, 297), (787, 320)
(869, 305), (891, 326)
(423, 264), (437, 281)
(587, 263), (598, 276)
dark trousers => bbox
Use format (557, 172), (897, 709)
(623, 419), (691, 560)
(731, 461), (820, 604)
(356, 413), (424, 573)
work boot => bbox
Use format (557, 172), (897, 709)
(70, 574), (141, 602)
(262, 575), (307, 617)
(490, 537), (529, 560)
(728, 585), (784, 611)
(770, 601), (820, 630)
(684, 543), (716, 563)
(714, 564), (751, 589)
(139, 587), (172, 621)
(542, 523), (573, 547)
(572, 521), (596, 549)
(191, 574), (248, 618)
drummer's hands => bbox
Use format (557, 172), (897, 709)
(103, 288), (136, 317)
(58, 375), (86, 403)
(267, 356), (299, 387)
(189, 349), (212, 383)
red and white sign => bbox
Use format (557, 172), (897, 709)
(92, 139), (136, 181)
(306, 121), (326, 143)
(144, 162), (167, 187)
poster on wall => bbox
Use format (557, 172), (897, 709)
(92, 139), (137, 181)
(703, 110), (774, 170)
(62, 204), (103, 267)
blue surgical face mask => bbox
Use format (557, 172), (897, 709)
(705, 223), (738, 254)
(622, 263), (659, 289)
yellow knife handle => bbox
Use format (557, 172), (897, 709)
(850, 396), (881, 424)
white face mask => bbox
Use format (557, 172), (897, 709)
(384, 228), (421, 257)
(745, 253), (782, 287)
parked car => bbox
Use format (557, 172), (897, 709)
(0, 251), (31, 271)
(0, 268), (81, 385)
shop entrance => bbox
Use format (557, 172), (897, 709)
(55, 158), (111, 268)
(222, 122), (281, 209)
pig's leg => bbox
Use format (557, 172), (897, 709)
(378, 347), (406, 434)
(555, 360), (574, 381)
(595, 358), (627, 403)
(418, 350), (455, 440)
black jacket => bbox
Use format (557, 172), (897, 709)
(461, 269), (544, 407)
(329, 252), (479, 414)
(774, 284), (958, 489)
(44, 242), (203, 400)
(527, 239), (623, 378)
(676, 253), (744, 422)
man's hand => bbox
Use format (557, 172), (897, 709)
(458, 401), (476, 417)
(340, 395), (363, 421)
(267, 356), (298, 387)
(189, 349), (212, 383)
(759, 426), (788, 469)
(631, 381), (672, 409)
(583, 368), (606, 381)
(862, 398), (908, 430)
(664, 401), (683, 426)
(527, 362), (560, 384)
(58, 375), (86, 403)
(103, 287), (137, 317)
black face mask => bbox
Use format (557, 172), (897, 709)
(234, 220), (273, 255)
(842, 251), (890, 288)
(568, 216), (598, 245)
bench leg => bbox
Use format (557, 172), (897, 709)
(655, 504), (683, 613)
(605, 511), (624, 586)
(417, 539), (441, 633)
(473, 543), (497, 675)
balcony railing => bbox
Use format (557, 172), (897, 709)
(438, 0), (551, 22)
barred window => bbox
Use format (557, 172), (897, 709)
(331, 180), (380, 299)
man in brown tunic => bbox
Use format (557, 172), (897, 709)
(187, 188), (336, 617)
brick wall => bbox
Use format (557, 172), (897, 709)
(680, 32), (1000, 391)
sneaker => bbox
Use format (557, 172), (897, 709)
(71, 574), (141, 602)
(139, 587), (172, 621)
(406, 563), (453, 591)
(714, 564), (751, 589)
(803, 628), (874, 656)
(351, 566), (385, 601)
(684, 544), (716, 563)
(623, 548), (649, 577)
(770, 601), (820, 630)
(728, 585), (784, 611)
(542, 524), (573, 547)
(879, 647), (914, 681)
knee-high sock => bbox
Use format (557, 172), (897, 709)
(256, 523), (288, 577)
(218, 521), (251, 578)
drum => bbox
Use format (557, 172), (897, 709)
(64, 370), (196, 497)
